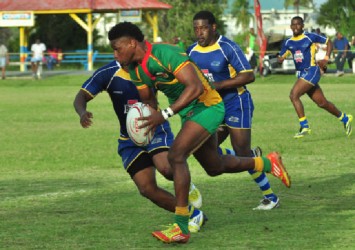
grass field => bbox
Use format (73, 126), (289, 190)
(0, 73), (354, 249)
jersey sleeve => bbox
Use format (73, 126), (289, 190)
(223, 42), (251, 72)
(81, 61), (118, 97)
(309, 33), (327, 44)
(279, 39), (292, 58)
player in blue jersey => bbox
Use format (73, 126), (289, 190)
(73, 60), (206, 232)
(187, 10), (280, 210)
(278, 16), (352, 138)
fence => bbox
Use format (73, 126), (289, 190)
(9, 50), (115, 70)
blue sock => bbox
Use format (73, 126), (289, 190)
(218, 146), (277, 202)
(338, 112), (348, 124)
(299, 116), (309, 128)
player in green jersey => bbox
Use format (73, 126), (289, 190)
(108, 22), (291, 244)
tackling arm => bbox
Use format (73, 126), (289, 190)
(73, 89), (94, 128)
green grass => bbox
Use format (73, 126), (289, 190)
(0, 74), (354, 249)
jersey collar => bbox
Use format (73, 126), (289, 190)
(140, 41), (156, 80)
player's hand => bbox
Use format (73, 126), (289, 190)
(317, 60), (328, 72)
(138, 106), (163, 135)
(80, 111), (93, 128)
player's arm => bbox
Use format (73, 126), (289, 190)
(278, 42), (290, 63)
(172, 62), (204, 113)
(213, 71), (254, 90)
(73, 89), (94, 128)
(137, 85), (158, 110)
(138, 61), (204, 132)
(318, 39), (333, 69)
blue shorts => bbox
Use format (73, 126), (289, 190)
(297, 66), (321, 86)
(223, 91), (254, 129)
(118, 121), (174, 177)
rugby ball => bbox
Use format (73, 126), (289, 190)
(126, 102), (154, 146)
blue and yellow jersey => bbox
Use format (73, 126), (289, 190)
(81, 60), (140, 137)
(280, 32), (328, 71)
(187, 35), (252, 99)
(129, 41), (222, 117)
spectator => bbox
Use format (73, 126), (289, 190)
(30, 38), (46, 79)
(333, 32), (349, 76)
(347, 35), (355, 70)
(246, 27), (257, 74)
(0, 43), (9, 79)
(315, 27), (325, 36)
(46, 47), (59, 70)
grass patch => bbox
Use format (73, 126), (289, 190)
(0, 73), (354, 249)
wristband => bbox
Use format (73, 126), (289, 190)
(161, 107), (174, 120)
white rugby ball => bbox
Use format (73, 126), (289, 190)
(126, 102), (154, 146)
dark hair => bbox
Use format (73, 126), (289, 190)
(291, 16), (304, 24)
(193, 10), (216, 25)
(108, 22), (144, 42)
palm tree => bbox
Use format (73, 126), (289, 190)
(231, 0), (254, 30)
(284, 0), (314, 15)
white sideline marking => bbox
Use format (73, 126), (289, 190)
(2, 189), (88, 203)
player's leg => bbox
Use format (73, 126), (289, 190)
(229, 128), (279, 210)
(307, 85), (352, 136)
(189, 103), (290, 186)
(148, 122), (203, 208)
(152, 120), (212, 243)
(223, 93), (279, 209)
(290, 77), (315, 138)
(131, 163), (176, 212)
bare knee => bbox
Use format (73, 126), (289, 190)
(289, 91), (299, 103)
(167, 150), (186, 168)
(158, 167), (173, 181)
(138, 184), (156, 199)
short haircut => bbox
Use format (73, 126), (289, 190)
(193, 10), (216, 25)
(108, 22), (144, 42)
(291, 16), (304, 24)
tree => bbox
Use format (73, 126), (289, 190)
(317, 0), (355, 38)
(231, 0), (253, 31)
(157, 0), (227, 46)
(284, 0), (314, 14)
(31, 14), (100, 51)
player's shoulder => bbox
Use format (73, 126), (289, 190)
(218, 35), (243, 54)
(152, 43), (182, 54)
(186, 42), (198, 54)
(91, 61), (121, 79)
(151, 42), (188, 62)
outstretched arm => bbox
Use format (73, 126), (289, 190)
(73, 89), (94, 128)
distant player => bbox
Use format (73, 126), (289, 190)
(278, 16), (352, 138)
(73, 60), (206, 233)
(187, 10), (280, 210)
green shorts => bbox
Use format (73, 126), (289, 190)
(181, 102), (225, 134)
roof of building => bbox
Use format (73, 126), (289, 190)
(0, 0), (172, 12)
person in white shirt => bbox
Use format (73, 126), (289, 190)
(0, 43), (9, 79)
(30, 39), (46, 79)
